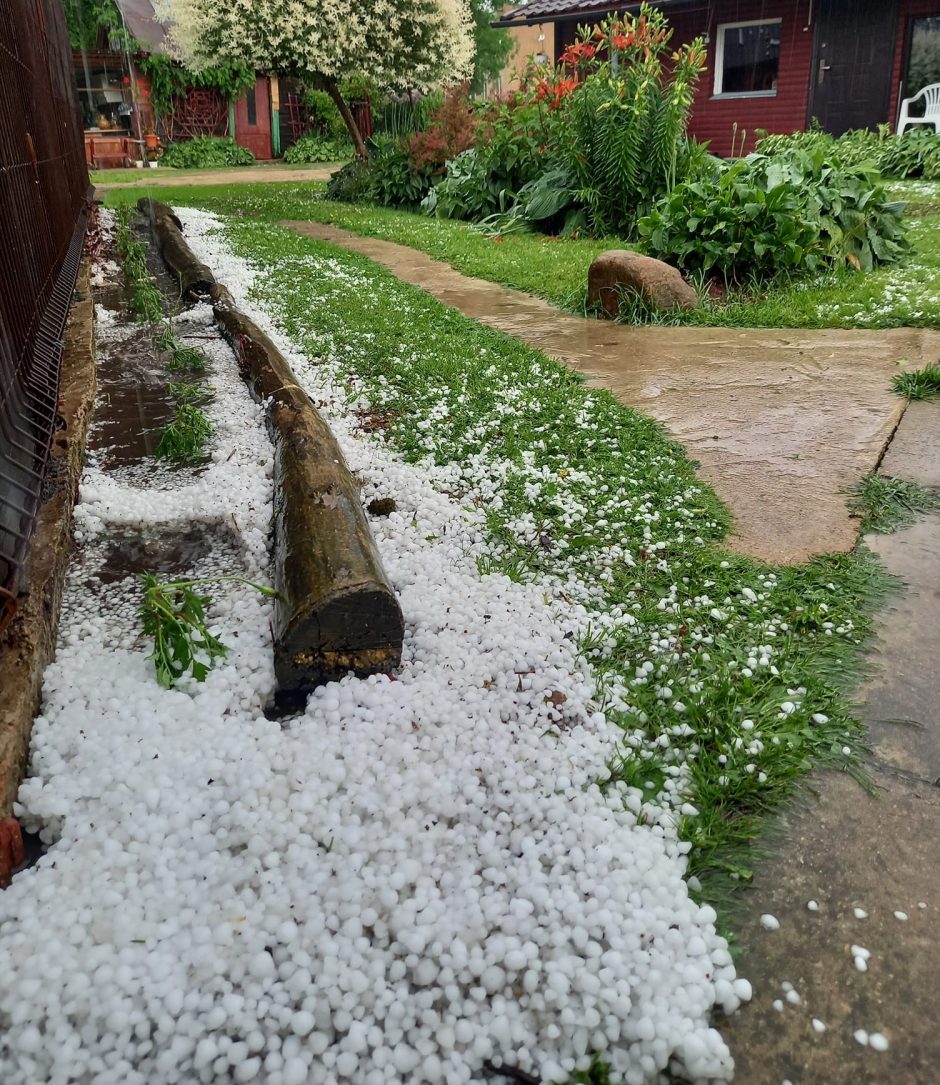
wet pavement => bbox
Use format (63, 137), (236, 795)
(719, 399), (940, 1084)
(94, 164), (340, 192)
(283, 221), (940, 565)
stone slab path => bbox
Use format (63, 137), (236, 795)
(284, 220), (940, 565)
(720, 399), (940, 1083)
(95, 165), (340, 192)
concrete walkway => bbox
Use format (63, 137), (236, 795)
(95, 165), (339, 192)
(284, 220), (940, 565)
(720, 399), (940, 1084)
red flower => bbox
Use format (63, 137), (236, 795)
(560, 41), (597, 66)
(548, 75), (579, 109)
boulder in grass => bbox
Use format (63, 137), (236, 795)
(587, 250), (700, 317)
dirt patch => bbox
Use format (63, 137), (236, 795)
(94, 165), (341, 193)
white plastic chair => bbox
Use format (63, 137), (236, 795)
(898, 84), (940, 134)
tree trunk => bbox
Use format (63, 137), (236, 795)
(324, 76), (368, 159)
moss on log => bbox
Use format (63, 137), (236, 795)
(145, 200), (404, 694)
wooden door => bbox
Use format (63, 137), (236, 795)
(234, 77), (272, 160)
(808, 0), (899, 135)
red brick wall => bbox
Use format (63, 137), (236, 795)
(669, 0), (815, 155)
(889, 0), (940, 126)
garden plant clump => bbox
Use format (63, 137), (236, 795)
(160, 136), (256, 170)
(336, 4), (709, 241)
(757, 124), (940, 181)
(313, 1), (909, 302)
(638, 147), (909, 283)
(282, 133), (352, 164)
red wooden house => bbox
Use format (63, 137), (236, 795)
(76, 0), (275, 169)
(496, 1), (940, 155)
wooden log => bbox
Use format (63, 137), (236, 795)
(145, 200), (404, 695)
(136, 197), (216, 298)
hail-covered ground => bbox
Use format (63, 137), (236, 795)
(0, 210), (753, 1085)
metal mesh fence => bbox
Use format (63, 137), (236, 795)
(0, 0), (90, 633)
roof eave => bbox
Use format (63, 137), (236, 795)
(493, 0), (687, 28)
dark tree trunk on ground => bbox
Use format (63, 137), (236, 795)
(141, 199), (404, 697)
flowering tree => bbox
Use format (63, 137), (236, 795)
(155, 0), (474, 158)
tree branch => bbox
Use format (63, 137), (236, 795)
(323, 76), (368, 159)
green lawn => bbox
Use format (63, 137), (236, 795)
(159, 206), (891, 919)
(106, 179), (940, 329)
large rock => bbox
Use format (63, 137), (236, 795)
(588, 250), (699, 317)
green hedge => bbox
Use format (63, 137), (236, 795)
(160, 137), (255, 170)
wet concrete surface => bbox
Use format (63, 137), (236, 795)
(720, 402), (940, 1083)
(880, 401), (940, 488)
(284, 221), (940, 565)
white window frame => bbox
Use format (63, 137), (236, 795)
(713, 18), (782, 99)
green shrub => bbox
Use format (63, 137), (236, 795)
(756, 125), (940, 180)
(325, 158), (371, 203)
(875, 129), (940, 179)
(303, 89), (348, 140)
(283, 134), (352, 164)
(423, 100), (544, 221)
(366, 136), (434, 208)
(423, 149), (507, 219)
(375, 91), (445, 140)
(638, 148), (908, 282)
(160, 137), (255, 169)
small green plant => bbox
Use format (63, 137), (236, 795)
(166, 381), (209, 404)
(153, 322), (177, 352)
(283, 133), (352, 164)
(892, 363), (940, 400)
(116, 210), (165, 323)
(139, 573), (278, 687)
(160, 136), (255, 169)
(154, 322), (209, 373)
(154, 402), (213, 462)
(165, 345), (208, 374)
(849, 473), (940, 534)
(130, 277), (164, 323)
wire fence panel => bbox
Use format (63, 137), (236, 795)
(0, 0), (89, 632)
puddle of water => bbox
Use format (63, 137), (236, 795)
(90, 525), (240, 585)
(91, 338), (174, 465)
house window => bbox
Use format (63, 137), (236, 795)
(246, 83), (257, 126)
(713, 19), (781, 98)
(905, 16), (940, 100)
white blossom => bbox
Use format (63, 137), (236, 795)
(155, 0), (474, 92)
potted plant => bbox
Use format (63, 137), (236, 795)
(145, 127), (160, 153)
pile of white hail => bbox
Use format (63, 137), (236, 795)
(0, 209), (749, 1085)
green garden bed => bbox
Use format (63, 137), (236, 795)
(106, 180), (940, 330)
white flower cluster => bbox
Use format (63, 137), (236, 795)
(155, 0), (474, 93)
